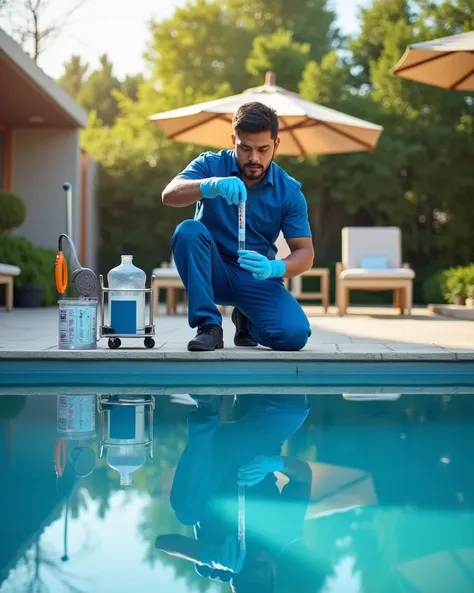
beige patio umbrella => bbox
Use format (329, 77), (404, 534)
(392, 30), (474, 91)
(148, 72), (383, 156)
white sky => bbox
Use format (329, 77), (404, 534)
(1, 0), (369, 80)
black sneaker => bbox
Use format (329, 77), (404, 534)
(231, 308), (257, 347)
(188, 324), (224, 351)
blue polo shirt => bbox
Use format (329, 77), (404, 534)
(177, 150), (311, 262)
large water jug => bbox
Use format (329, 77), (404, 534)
(105, 403), (146, 486)
(108, 255), (146, 334)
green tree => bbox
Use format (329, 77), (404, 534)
(121, 73), (144, 102)
(368, 15), (474, 266)
(418, 0), (474, 34)
(145, 0), (250, 97)
(78, 53), (121, 126)
(350, 0), (415, 85)
(246, 28), (310, 92)
(225, 0), (339, 61)
(57, 54), (89, 99)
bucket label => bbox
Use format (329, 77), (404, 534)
(59, 302), (97, 347)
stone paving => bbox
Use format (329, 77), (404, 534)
(0, 305), (473, 360)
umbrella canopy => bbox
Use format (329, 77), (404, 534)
(148, 72), (383, 156)
(392, 30), (474, 91)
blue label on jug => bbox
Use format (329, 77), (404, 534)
(111, 300), (137, 334)
(110, 406), (136, 439)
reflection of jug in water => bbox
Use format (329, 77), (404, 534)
(108, 444), (145, 486)
(98, 395), (154, 486)
(107, 255), (146, 335)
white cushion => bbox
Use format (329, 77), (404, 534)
(342, 227), (401, 269)
(0, 263), (21, 276)
(152, 267), (181, 278)
(341, 267), (415, 279)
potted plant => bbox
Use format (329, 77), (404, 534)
(452, 284), (466, 306)
(13, 259), (44, 307)
(444, 266), (466, 306)
(466, 285), (474, 308)
(0, 189), (26, 233)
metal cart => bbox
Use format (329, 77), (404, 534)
(99, 274), (156, 349)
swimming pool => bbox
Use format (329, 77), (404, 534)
(1, 360), (474, 389)
(1, 389), (473, 593)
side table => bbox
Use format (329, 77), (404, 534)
(290, 268), (330, 312)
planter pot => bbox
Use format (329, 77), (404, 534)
(453, 296), (465, 306)
(14, 285), (43, 308)
(466, 298), (474, 308)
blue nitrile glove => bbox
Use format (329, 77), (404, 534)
(238, 455), (284, 487)
(200, 536), (246, 574)
(200, 177), (247, 206)
(238, 250), (286, 280)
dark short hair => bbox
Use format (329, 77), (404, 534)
(232, 102), (279, 140)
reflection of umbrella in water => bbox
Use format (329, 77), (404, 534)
(391, 30), (474, 91)
(276, 462), (377, 520)
(149, 72), (383, 156)
(395, 548), (474, 592)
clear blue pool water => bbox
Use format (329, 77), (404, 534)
(1, 389), (474, 593)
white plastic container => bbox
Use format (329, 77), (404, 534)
(107, 255), (146, 334)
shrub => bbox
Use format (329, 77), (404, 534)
(443, 265), (474, 303)
(0, 234), (43, 287)
(36, 245), (60, 306)
(0, 190), (27, 230)
(422, 270), (447, 305)
(0, 234), (58, 305)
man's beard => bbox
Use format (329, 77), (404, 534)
(239, 149), (275, 181)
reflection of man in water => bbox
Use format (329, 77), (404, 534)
(155, 395), (312, 592)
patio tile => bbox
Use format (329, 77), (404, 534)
(336, 343), (391, 351)
(453, 351), (474, 360)
(381, 351), (457, 360)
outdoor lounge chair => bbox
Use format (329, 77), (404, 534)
(335, 227), (415, 316)
(0, 263), (21, 311)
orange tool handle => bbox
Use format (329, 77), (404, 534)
(55, 251), (68, 294)
(54, 438), (67, 477)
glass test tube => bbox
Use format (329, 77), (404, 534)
(238, 202), (246, 251)
(238, 484), (246, 552)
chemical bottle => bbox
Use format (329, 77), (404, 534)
(107, 255), (146, 334)
(105, 402), (146, 486)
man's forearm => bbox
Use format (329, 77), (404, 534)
(162, 178), (204, 207)
(282, 247), (314, 278)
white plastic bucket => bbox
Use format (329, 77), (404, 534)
(58, 297), (98, 350)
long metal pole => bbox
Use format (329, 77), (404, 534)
(63, 182), (72, 240)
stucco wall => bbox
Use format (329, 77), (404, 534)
(11, 128), (81, 252)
